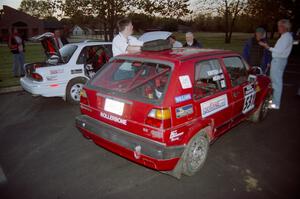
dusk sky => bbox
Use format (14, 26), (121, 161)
(1, 0), (21, 9)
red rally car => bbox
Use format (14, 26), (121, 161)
(76, 44), (272, 178)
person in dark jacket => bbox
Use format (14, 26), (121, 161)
(8, 27), (25, 77)
(183, 32), (203, 48)
(242, 27), (271, 74)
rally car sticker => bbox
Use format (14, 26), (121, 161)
(175, 93), (192, 103)
(207, 69), (222, 76)
(169, 130), (184, 142)
(71, 69), (83, 74)
(242, 84), (256, 114)
(100, 112), (127, 125)
(50, 69), (64, 75)
(200, 94), (229, 118)
(179, 75), (192, 89)
(176, 104), (194, 118)
(220, 80), (226, 88)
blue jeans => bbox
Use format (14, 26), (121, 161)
(13, 52), (25, 76)
(270, 57), (288, 107)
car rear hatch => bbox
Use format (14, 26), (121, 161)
(80, 57), (174, 142)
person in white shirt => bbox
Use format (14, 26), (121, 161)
(259, 19), (293, 109)
(112, 18), (143, 56)
(168, 35), (183, 48)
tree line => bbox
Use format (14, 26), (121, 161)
(19, 0), (300, 43)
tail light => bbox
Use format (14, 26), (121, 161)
(145, 108), (171, 129)
(31, 73), (43, 81)
(80, 89), (89, 105)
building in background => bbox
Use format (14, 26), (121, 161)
(0, 5), (63, 41)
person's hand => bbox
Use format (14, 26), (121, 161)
(258, 41), (270, 49)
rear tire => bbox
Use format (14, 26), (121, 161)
(66, 77), (87, 104)
(182, 131), (209, 176)
(249, 95), (270, 122)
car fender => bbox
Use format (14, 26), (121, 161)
(183, 117), (214, 144)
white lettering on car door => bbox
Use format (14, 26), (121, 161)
(242, 84), (256, 114)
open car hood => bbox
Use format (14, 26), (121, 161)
(139, 31), (172, 42)
(31, 32), (64, 63)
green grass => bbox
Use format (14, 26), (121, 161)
(0, 44), (44, 88)
(0, 32), (252, 88)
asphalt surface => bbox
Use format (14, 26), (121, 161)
(0, 52), (300, 199)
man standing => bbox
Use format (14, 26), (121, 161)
(8, 27), (25, 77)
(54, 29), (68, 49)
(243, 27), (271, 74)
(112, 18), (143, 56)
(183, 32), (203, 48)
(259, 19), (293, 109)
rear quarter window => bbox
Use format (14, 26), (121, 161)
(194, 59), (227, 99)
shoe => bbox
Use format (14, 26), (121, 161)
(269, 103), (280, 110)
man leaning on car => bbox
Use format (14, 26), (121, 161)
(112, 18), (143, 56)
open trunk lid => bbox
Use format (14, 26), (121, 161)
(31, 32), (64, 63)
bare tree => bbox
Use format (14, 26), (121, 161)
(196, 0), (247, 43)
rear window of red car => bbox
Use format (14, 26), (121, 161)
(90, 59), (172, 104)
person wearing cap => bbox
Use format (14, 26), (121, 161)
(112, 18), (143, 56)
(259, 19), (293, 110)
(168, 35), (183, 48)
(183, 32), (203, 48)
(242, 27), (271, 74)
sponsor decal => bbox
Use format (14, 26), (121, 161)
(170, 130), (184, 142)
(100, 112), (127, 125)
(179, 75), (192, 89)
(176, 104), (194, 118)
(71, 69), (83, 74)
(50, 69), (64, 75)
(242, 84), (256, 114)
(175, 93), (192, 103)
(248, 74), (257, 83)
(207, 69), (222, 76)
(220, 80), (226, 88)
(151, 130), (163, 138)
(212, 74), (224, 81)
(200, 94), (228, 118)
(46, 75), (58, 81)
(134, 145), (141, 159)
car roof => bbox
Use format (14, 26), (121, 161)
(119, 48), (238, 63)
(70, 41), (112, 47)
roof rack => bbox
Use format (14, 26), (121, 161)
(141, 39), (172, 51)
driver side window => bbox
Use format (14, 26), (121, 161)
(223, 57), (248, 87)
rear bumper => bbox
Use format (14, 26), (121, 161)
(75, 115), (185, 171)
(20, 77), (65, 97)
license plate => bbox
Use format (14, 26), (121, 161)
(104, 98), (125, 116)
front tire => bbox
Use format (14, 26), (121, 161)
(182, 131), (209, 176)
(66, 77), (87, 104)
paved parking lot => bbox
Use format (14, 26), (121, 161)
(0, 56), (299, 199)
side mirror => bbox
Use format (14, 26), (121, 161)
(249, 66), (263, 75)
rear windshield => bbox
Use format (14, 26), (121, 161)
(90, 59), (172, 104)
(59, 45), (77, 63)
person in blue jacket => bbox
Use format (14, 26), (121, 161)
(243, 27), (271, 74)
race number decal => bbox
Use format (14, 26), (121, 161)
(242, 84), (256, 114)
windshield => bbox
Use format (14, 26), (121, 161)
(90, 59), (172, 104)
(59, 45), (78, 63)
